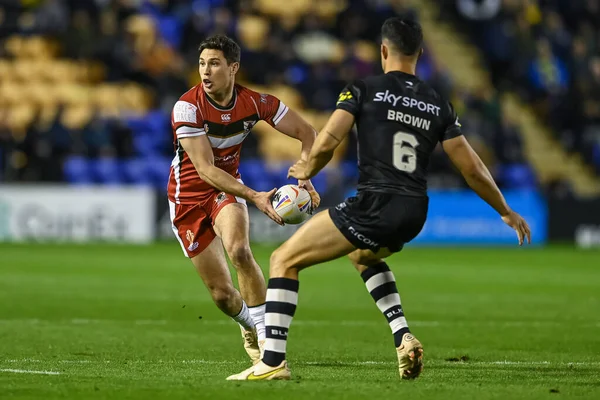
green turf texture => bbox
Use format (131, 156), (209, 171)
(1, 243), (599, 399)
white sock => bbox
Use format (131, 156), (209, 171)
(232, 301), (255, 331)
(249, 303), (266, 341)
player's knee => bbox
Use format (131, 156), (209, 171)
(269, 247), (292, 276)
(227, 244), (255, 269)
(348, 250), (382, 268)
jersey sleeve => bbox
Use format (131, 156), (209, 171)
(440, 101), (463, 142)
(255, 93), (289, 127)
(172, 100), (205, 139)
(335, 80), (366, 115)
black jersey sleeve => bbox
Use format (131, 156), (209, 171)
(335, 80), (366, 116)
(440, 101), (463, 142)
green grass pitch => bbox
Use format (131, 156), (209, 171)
(1, 243), (599, 399)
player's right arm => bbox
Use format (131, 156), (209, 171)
(172, 100), (283, 225)
(179, 135), (283, 225)
(442, 135), (531, 245)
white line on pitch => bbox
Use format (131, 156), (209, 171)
(0, 368), (60, 375)
(1, 319), (598, 328)
(3, 359), (599, 367)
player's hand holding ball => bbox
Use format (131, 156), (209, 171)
(297, 179), (320, 212)
(251, 188), (285, 226)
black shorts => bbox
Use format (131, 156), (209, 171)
(329, 191), (428, 253)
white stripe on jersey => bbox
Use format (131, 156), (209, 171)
(207, 132), (249, 149)
(176, 126), (205, 137)
(273, 101), (289, 125)
(172, 151), (181, 204)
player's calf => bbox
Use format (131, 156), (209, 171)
(207, 284), (241, 314)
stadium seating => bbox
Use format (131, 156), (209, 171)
(4, 0), (598, 195)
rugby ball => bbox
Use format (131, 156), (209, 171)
(271, 184), (312, 225)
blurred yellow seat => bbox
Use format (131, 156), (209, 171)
(354, 41), (379, 63)
(11, 60), (42, 83)
(0, 60), (12, 82)
(120, 84), (152, 114)
(61, 105), (93, 130)
(256, 0), (312, 17)
(314, 0), (348, 21)
(7, 104), (36, 134)
(237, 15), (269, 51)
(95, 84), (122, 117)
(4, 35), (24, 57)
(0, 82), (23, 106)
(27, 83), (57, 108)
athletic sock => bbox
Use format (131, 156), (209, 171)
(361, 262), (410, 347)
(262, 278), (299, 367)
(232, 301), (255, 331)
(248, 303), (266, 341)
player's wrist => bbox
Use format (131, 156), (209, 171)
(245, 189), (259, 203)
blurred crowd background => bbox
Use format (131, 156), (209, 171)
(0, 0), (599, 204)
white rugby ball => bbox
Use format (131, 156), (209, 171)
(271, 184), (312, 225)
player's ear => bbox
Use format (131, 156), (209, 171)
(381, 43), (388, 60)
(230, 62), (239, 76)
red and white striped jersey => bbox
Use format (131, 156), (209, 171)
(168, 83), (289, 205)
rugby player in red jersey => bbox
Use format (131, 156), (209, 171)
(168, 35), (320, 364)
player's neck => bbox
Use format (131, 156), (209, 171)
(207, 83), (235, 107)
(384, 57), (417, 75)
(384, 62), (416, 76)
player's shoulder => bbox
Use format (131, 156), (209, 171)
(235, 83), (276, 104)
(177, 83), (202, 103)
(172, 84), (202, 125)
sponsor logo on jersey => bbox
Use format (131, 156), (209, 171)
(335, 201), (347, 211)
(173, 101), (197, 123)
(213, 152), (239, 166)
(260, 93), (268, 104)
(337, 90), (353, 105)
(221, 113), (231, 122)
(243, 120), (257, 133)
(374, 90), (441, 116)
(215, 192), (227, 206)
(347, 226), (379, 248)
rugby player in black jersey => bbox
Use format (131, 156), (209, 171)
(227, 17), (531, 382)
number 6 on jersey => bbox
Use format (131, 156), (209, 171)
(393, 131), (420, 173)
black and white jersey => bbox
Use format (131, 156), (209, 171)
(336, 71), (463, 197)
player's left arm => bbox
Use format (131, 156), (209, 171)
(258, 92), (321, 208)
(273, 108), (317, 164)
(287, 109), (354, 180)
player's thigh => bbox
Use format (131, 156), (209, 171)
(271, 210), (356, 273)
(169, 200), (233, 291)
(190, 236), (235, 293)
(213, 201), (254, 265)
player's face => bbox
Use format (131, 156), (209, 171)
(199, 49), (238, 95)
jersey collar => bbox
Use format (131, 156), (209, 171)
(205, 87), (237, 111)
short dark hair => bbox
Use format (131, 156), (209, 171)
(381, 17), (423, 56)
(198, 34), (241, 64)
